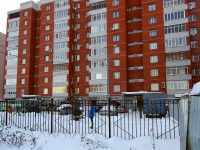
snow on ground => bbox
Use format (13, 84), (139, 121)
(0, 126), (180, 150)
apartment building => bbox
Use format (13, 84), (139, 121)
(0, 32), (6, 99)
(4, 0), (200, 100)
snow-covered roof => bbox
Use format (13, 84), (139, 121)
(122, 91), (164, 95)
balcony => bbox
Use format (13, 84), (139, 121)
(166, 74), (192, 81)
(166, 59), (191, 67)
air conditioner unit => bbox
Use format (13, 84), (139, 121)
(35, 64), (39, 67)
(85, 16), (88, 18)
(79, 45), (82, 47)
(49, 49), (53, 52)
(161, 82), (165, 88)
(188, 6), (192, 10)
(35, 55), (39, 58)
(74, 7), (77, 10)
(49, 60), (53, 62)
(190, 34), (195, 37)
(110, 28), (114, 31)
(74, 39), (78, 42)
(34, 74), (39, 77)
(85, 26), (88, 29)
(113, 45), (117, 47)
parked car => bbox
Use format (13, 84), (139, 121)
(56, 104), (72, 112)
(117, 106), (128, 113)
(99, 105), (118, 116)
(59, 107), (72, 115)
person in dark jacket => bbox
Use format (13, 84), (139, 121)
(89, 104), (95, 129)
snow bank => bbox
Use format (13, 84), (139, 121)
(190, 82), (200, 95)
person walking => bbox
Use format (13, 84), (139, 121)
(89, 104), (95, 129)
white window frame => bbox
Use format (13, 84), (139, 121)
(113, 23), (119, 29)
(113, 35), (120, 41)
(149, 17), (156, 24)
(192, 55), (199, 62)
(114, 72), (120, 79)
(148, 4), (156, 11)
(46, 15), (50, 20)
(113, 11), (119, 18)
(113, 47), (120, 54)
(150, 56), (158, 63)
(24, 20), (27, 25)
(45, 25), (50, 30)
(46, 5), (50, 10)
(23, 30), (27, 35)
(22, 59), (26, 64)
(150, 42), (157, 49)
(44, 77), (48, 83)
(151, 69), (158, 76)
(151, 83), (159, 91)
(149, 30), (157, 36)
(113, 60), (120, 66)
(113, 85), (120, 92)
(24, 11), (28, 16)
(44, 66), (49, 72)
(23, 39), (27, 44)
(43, 88), (48, 94)
(191, 41), (198, 48)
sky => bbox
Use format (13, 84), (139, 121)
(0, 0), (37, 34)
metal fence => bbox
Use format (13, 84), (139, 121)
(179, 96), (200, 150)
(0, 98), (180, 140)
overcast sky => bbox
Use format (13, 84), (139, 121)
(0, 0), (37, 34)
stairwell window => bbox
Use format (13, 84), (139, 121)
(114, 85), (120, 92)
(113, 60), (120, 66)
(113, 47), (120, 54)
(190, 28), (197, 35)
(45, 25), (50, 30)
(113, 0), (119, 6)
(44, 77), (48, 83)
(21, 79), (25, 84)
(151, 83), (159, 91)
(150, 56), (158, 63)
(114, 72), (120, 79)
(149, 17), (156, 24)
(44, 67), (49, 72)
(46, 15), (50, 20)
(22, 59), (26, 64)
(113, 35), (120, 41)
(43, 88), (48, 94)
(191, 41), (198, 48)
(151, 69), (158, 76)
(149, 30), (157, 36)
(23, 39), (27, 44)
(150, 42), (157, 50)
(24, 20), (27, 25)
(189, 14), (197, 22)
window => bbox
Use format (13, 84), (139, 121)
(190, 28), (197, 35)
(53, 86), (67, 93)
(86, 43), (89, 49)
(91, 47), (107, 56)
(191, 41), (198, 48)
(5, 89), (16, 95)
(114, 72), (120, 79)
(149, 17), (156, 24)
(23, 39), (27, 44)
(21, 68), (25, 74)
(75, 55), (80, 61)
(24, 11), (28, 16)
(44, 77), (48, 83)
(113, 11), (119, 18)
(46, 5), (50, 10)
(91, 24), (106, 33)
(86, 1), (90, 6)
(54, 42), (67, 50)
(192, 69), (200, 76)
(150, 56), (158, 63)
(91, 13), (106, 22)
(85, 76), (89, 82)
(91, 35), (106, 44)
(55, 0), (68, 8)
(76, 34), (80, 39)
(23, 30), (27, 35)
(91, 72), (107, 80)
(45, 25), (50, 30)
(151, 69), (158, 76)
(53, 75), (67, 82)
(54, 65), (67, 71)
(166, 52), (187, 61)
(7, 59), (17, 66)
(6, 79), (17, 85)
(54, 53), (66, 60)
(165, 37), (186, 47)
(8, 31), (19, 37)
(8, 50), (18, 56)
(24, 20), (27, 25)
(164, 0), (185, 8)
(45, 46), (49, 51)
(86, 65), (89, 70)
(113, 0), (119, 6)
(75, 66), (80, 71)
(43, 88), (48, 94)
(113, 23), (119, 29)
(85, 88), (89, 94)
(114, 85), (120, 92)
(46, 15), (50, 20)
(44, 67), (49, 72)
(189, 14), (196, 22)
(91, 1), (106, 10)
(8, 40), (18, 47)
(21, 79), (25, 84)
(148, 4), (156, 11)
(44, 56), (49, 61)
(192, 55), (199, 62)
(86, 32), (90, 38)
(113, 47), (120, 54)
(9, 21), (19, 28)
(113, 35), (120, 41)
(7, 69), (17, 75)
(76, 24), (80, 29)
(45, 35), (49, 41)
(164, 10), (185, 21)
(150, 42), (157, 49)
(164, 23), (186, 34)
(22, 59), (26, 64)
(151, 83), (159, 91)
(149, 30), (157, 36)
(189, 1), (196, 8)
(167, 66), (188, 75)
(76, 3), (80, 8)
(76, 13), (80, 18)
(113, 60), (120, 66)
(22, 49), (26, 54)
(54, 21), (67, 29)
(54, 10), (68, 18)
(167, 81), (189, 89)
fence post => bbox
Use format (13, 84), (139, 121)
(5, 100), (8, 126)
(108, 96), (111, 138)
(50, 97), (53, 134)
(186, 98), (191, 150)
